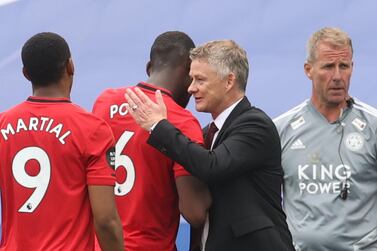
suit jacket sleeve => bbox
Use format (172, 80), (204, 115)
(147, 110), (281, 184)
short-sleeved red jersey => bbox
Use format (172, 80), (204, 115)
(0, 96), (116, 251)
(92, 82), (203, 251)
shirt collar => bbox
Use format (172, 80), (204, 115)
(308, 99), (352, 124)
(213, 98), (243, 131)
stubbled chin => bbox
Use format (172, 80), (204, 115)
(327, 95), (346, 105)
(195, 104), (204, 112)
(328, 89), (346, 97)
(194, 101), (205, 112)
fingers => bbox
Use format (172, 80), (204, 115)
(125, 90), (150, 119)
(134, 87), (152, 104)
(126, 88), (143, 108)
(124, 93), (135, 108)
(155, 90), (163, 106)
(124, 94), (137, 117)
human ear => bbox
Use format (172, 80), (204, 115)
(226, 72), (236, 90)
(304, 63), (313, 79)
(146, 61), (152, 77)
(22, 67), (31, 81)
(67, 58), (74, 76)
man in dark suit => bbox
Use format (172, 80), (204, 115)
(125, 40), (295, 251)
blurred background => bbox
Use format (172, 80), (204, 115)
(1, 0), (377, 249)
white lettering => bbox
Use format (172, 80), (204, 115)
(321, 164), (333, 179)
(319, 182), (332, 193)
(298, 164), (351, 180)
(49, 123), (63, 138)
(306, 183), (318, 194)
(335, 164), (351, 180)
(1, 123), (15, 140)
(45, 119), (54, 132)
(298, 164), (309, 180)
(119, 103), (128, 116)
(313, 164), (317, 180)
(0, 117), (71, 144)
(16, 118), (28, 133)
(298, 181), (351, 195)
(299, 183), (306, 195)
(110, 103), (128, 119)
(110, 105), (118, 119)
(29, 117), (38, 131)
(40, 117), (49, 130)
(332, 182), (341, 193)
(59, 130), (71, 144)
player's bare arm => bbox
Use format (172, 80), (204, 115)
(89, 185), (124, 251)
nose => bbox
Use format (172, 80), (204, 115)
(333, 66), (342, 81)
(188, 80), (197, 94)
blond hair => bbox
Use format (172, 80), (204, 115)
(306, 27), (353, 62)
(190, 40), (249, 91)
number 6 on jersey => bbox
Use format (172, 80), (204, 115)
(115, 131), (136, 196)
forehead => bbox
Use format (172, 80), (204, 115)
(190, 59), (216, 75)
(315, 42), (352, 62)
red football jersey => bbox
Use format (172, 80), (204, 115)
(92, 82), (203, 251)
(0, 96), (116, 251)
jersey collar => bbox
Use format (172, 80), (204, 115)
(137, 82), (173, 98)
(27, 96), (71, 103)
(308, 100), (352, 124)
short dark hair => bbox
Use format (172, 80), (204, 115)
(150, 31), (195, 70)
(21, 32), (71, 86)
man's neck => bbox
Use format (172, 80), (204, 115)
(146, 77), (164, 89)
(211, 95), (244, 120)
(32, 82), (70, 99)
(311, 98), (347, 122)
(146, 68), (178, 91)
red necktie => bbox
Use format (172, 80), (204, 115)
(204, 122), (218, 149)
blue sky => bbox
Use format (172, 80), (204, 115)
(1, 0), (376, 124)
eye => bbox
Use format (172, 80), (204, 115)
(340, 63), (350, 69)
(194, 77), (205, 84)
(323, 64), (333, 69)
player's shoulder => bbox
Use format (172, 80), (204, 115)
(0, 101), (30, 120)
(273, 100), (310, 129)
(96, 87), (127, 102)
(351, 98), (377, 132)
(68, 103), (111, 128)
(167, 101), (200, 126)
(352, 98), (377, 120)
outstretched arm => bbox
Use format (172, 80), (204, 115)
(126, 87), (212, 222)
(125, 88), (276, 184)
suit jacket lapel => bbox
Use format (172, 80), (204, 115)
(212, 96), (252, 148)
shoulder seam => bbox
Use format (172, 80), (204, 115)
(353, 101), (377, 118)
(273, 100), (308, 122)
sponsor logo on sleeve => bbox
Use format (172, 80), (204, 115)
(352, 118), (366, 131)
(290, 116), (305, 130)
(106, 146), (116, 169)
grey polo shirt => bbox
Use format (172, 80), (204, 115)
(274, 98), (377, 251)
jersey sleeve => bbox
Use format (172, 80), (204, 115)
(85, 119), (116, 186)
(172, 115), (204, 178)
